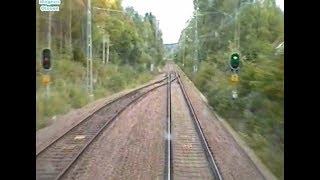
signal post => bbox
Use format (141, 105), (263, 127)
(229, 53), (240, 99)
(41, 49), (52, 98)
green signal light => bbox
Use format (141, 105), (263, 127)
(230, 53), (240, 70)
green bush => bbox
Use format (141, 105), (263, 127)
(72, 46), (86, 65)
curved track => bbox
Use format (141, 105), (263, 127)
(36, 76), (171, 180)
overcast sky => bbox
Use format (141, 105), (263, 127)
(122, 0), (284, 44)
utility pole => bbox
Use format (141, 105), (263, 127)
(87, 0), (93, 97)
(106, 35), (110, 63)
(182, 37), (186, 66)
(152, 20), (159, 71)
(48, 12), (52, 49)
(194, 0), (199, 72)
(234, 12), (240, 51)
(102, 34), (110, 64)
(235, 1), (241, 51)
(151, 19), (159, 72)
(183, 41), (185, 66)
(46, 11), (52, 99)
(69, 0), (72, 56)
(102, 34), (105, 64)
(182, 34), (186, 66)
(155, 20), (158, 51)
(154, 20), (157, 71)
(237, 7), (241, 51)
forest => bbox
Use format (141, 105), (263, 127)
(36, 0), (164, 130)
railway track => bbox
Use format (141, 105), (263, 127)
(37, 66), (222, 180)
(165, 68), (223, 180)
(36, 76), (173, 180)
